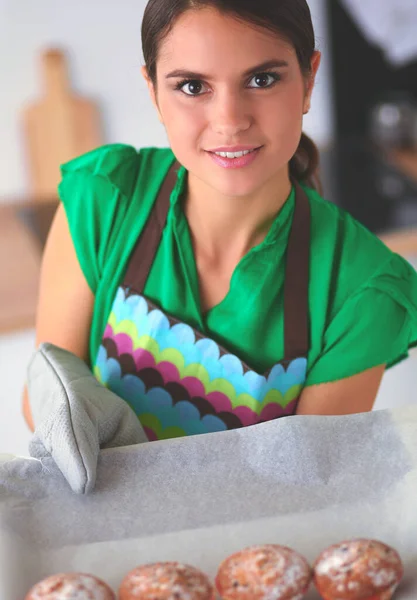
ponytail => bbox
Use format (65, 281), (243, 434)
(289, 132), (322, 194)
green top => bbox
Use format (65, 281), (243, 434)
(58, 144), (417, 385)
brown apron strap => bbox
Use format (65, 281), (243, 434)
(283, 182), (311, 359)
(123, 161), (310, 360)
(123, 160), (181, 292)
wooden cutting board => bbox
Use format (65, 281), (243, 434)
(22, 48), (103, 202)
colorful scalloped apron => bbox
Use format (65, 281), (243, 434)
(94, 161), (311, 441)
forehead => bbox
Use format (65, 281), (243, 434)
(157, 8), (296, 72)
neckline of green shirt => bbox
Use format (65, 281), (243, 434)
(170, 164), (296, 248)
(168, 164), (297, 329)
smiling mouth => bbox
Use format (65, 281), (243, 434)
(205, 146), (263, 169)
(207, 147), (262, 159)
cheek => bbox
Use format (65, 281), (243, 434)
(263, 86), (305, 149)
(159, 95), (205, 143)
(266, 85), (304, 127)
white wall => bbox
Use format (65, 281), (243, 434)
(0, 0), (334, 200)
(306, 0), (335, 146)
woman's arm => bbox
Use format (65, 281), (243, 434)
(296, 364), (386, 416)
(22, 204), (95, 431)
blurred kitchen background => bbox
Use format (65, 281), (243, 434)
(1, 0), (417, 455)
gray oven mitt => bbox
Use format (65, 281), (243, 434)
(27, 342), (148, 495)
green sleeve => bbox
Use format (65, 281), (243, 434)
(306, 254), (417, 385)
(57, 144), (141, 294)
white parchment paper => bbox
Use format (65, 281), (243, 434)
(1, 406), (417, 599)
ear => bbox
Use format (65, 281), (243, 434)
(303, 50), (321, 115)
(141, 65), (164, 124)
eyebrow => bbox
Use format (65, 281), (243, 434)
(165, 59), (289, 80)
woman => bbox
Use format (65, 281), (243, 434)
(24, 0), (417, 440)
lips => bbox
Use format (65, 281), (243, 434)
(207, 146), (262, 153)
(207, 146), (262, 169)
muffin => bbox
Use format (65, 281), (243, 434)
(25, 572), (115, 599)
(118, 562), (215, 600)
(215, 544), (312, 599)
(313, 539), (404, 600)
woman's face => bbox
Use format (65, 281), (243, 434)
(143, 8), (320, 199)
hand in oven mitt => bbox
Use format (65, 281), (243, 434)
(27, 342), (148, 495)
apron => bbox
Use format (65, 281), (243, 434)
(94, 161), (311, 441)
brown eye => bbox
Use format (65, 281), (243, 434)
(187, 81), (202, 94)
(179, 80), (206, 96)
(249, 72), (280, 89)
(255, 74), (270, 87)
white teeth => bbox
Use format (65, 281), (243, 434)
(214, 149), (255, 158)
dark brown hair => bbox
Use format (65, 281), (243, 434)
(142, 0), (321, 192)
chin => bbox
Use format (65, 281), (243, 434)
(212, 170), (274, 199)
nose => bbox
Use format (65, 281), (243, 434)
(209, 89), (252, 137)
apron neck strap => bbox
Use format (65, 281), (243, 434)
(123, 162), (310, 359)
(284, 181), (310, 359)
(123, 160), (180, 293)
